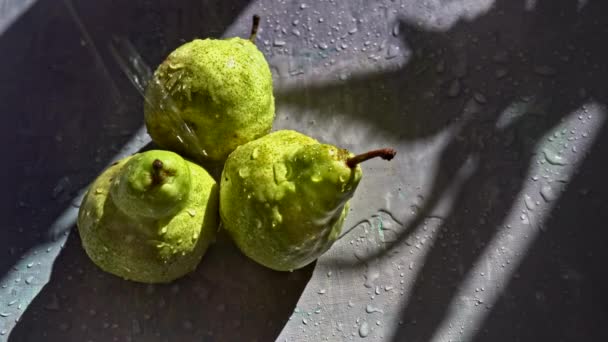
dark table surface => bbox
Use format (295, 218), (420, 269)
(1, 0), (608, 341)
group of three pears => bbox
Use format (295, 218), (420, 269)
(77, 16), (395, 283)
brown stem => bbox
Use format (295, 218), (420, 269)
(151, 159), (165, 185)
(250, 15), (260, 42)
(346, 148), (396, 168)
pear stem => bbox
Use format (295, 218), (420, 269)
(151, 159), (165, 185)
(250, 15), (260, 42)
(346, 148), (396, 168)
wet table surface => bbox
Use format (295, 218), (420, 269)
(1, 0), (608, 341)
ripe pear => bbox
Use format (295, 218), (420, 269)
(77, 150), (218, 283)
(219, 130), (395, 271)
(144, 15), (274, 162)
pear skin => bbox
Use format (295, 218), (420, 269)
(77, 150), (218, 283)
(220, 130), (363, 271)
(144, 17), (274, 162)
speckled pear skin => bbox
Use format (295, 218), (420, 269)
(144, 38), (275, 162)
(220, 130), (363, 271)
(77, 150), (219, 283)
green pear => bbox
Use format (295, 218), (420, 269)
(77, 150), (218, 283)
(219, 130), (395, 271)
(144, 15), (274, 162)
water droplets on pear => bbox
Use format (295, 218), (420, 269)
(310, 173), (323, 183)
(238, 167), (250, 178)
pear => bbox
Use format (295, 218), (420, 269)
(219, 130), (395, 271)
(144, 15), (274, 162)
(77, 150), (218, 283)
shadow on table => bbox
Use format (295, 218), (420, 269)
(9, 229), (313, 342)
(274, 0), (608, 340)
(472, 107), (608, 341)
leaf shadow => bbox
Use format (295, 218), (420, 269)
(272, 0), (608, 340)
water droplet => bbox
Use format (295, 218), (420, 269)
(543, 149), (567, 166)
(291, 28), (301, 37)
(311, 174), (323, 182)
(392, 23), (400, 36)
(186, 209), (196, 217)
(495, 68), (508, 79)
(25, 276), (34, 284)
(473, 92), (487, 104)
(327, 271), (332, 277)
(160, 227), (167, 234)
(365, 304), (383, 314)
(358, 321), (370, 337)
(447, 79), (461, 97)
(302, 318), (308, 325)
(364, 268), (379, 288)
(273, 39), (286, 47)
(386, 44), (400, 59)
(238, 167), (250, 178)
(0, 312), (10, 317)
(524, 195), (536, 211)
(318, 289), (326, 295)
(27, 262), (34, 268)
(375, 286), (381, 295)
(540, 185), (557, 202)
(251, 148), (260, 160)
(300, 3), (308, 9)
